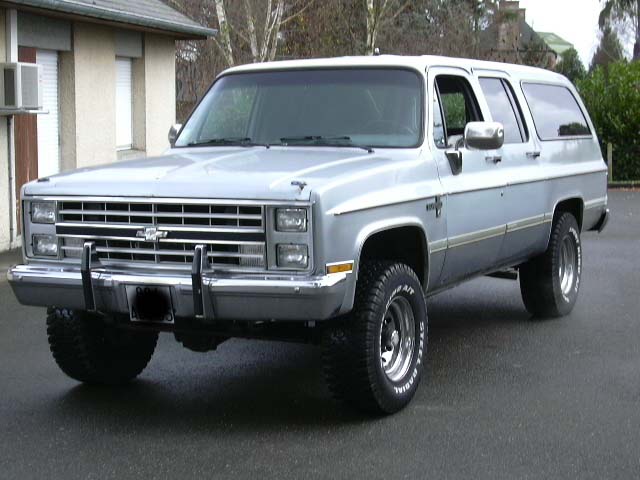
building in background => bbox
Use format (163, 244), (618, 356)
(481, 1), (574, 68)
(536, 32), (575, 60)
(0, 0), (214, 252)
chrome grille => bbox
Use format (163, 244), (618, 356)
(58, 201), (263, 228)
(57, 200), (266, 270)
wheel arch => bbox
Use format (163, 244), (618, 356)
(355, 219), (430, 290)
(553, 196), (585, 231)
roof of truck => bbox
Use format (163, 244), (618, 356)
(225, 55), (568, 84)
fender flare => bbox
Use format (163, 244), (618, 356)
(353, 216), (430, 289)
(546, 195), (585, 246)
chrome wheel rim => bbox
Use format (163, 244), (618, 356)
(380, 296), (416, 382)
(558, 235), (577, 296)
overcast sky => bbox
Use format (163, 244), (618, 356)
(518, 0), (633, 66)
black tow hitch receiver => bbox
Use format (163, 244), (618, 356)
(192, 244), (214, 320)
(81, 241), (98, 311)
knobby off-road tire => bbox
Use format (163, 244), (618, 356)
(322, 262), (428, 415)
(520, 212), (582, 318)
(46, 308), (158, 385)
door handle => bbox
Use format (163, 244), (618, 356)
(485, 155), (502, 164)
(526, 151), (541, 159)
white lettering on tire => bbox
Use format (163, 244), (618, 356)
(393, 312), (425, 396)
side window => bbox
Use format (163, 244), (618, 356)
(434, 75), (483, 148)
(521, 83), (591, 140)
(479, 77), (528, 144)
(441, 92), (467, 132)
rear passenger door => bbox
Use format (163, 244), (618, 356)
(429, 68), (507, 286)
(476, 75), (548, 264)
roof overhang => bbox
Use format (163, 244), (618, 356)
(0, 0), (216, 40)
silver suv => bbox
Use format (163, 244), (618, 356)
(8, 55), (609, 414)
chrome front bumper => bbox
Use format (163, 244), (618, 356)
(7, 263), (350, 322)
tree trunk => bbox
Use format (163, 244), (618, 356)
(365, 0), (376, 55)
(635, 0), (640, 61)
(243, 0), (259, 62)
(268, 0), (285, 61)
(258, 0), (274, 61)
(214, 0), (234, 66)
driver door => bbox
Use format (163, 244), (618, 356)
(429, 68), (507, 287)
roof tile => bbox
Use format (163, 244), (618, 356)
(8, 0), (215, 38)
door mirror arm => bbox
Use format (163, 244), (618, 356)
(445, 136), (465, 176)
(168, 124), (183, 147)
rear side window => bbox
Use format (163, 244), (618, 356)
(521, 83), (591, 140)
(479, 77), (528, 144)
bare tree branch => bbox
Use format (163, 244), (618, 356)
(214, 0), (234, 66)
(280, 0), (317, 26)
(243, 0), (259, 61)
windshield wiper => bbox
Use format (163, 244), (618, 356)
(187, 137), (269, 148)
(280, 135), (351, 143)
(278, 135), (374, 153)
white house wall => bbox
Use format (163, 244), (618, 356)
(72, 23), (118, 168)
(62, 27), (176, 168)
(0, 8), (9, 251)
(143, 33), (175, 157)
(0, 12), (179, 252)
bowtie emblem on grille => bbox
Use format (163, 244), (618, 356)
(136, 227), (168, 242)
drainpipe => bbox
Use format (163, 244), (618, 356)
(5, 9), (17, 249)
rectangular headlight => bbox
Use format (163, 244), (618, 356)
(277, 244), (308, 269)
(31, 201), (56, 224)
(276, 208), (307, 232)
(32, 234), (59, 257)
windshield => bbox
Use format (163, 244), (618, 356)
(176, 68), (423, 149)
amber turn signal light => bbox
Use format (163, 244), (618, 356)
(326, 262), (354, 275)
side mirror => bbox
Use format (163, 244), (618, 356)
(168, 124), (182, 147)
(464, 122), (504, 150)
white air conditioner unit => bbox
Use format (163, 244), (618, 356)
(0, 62), (43, 110)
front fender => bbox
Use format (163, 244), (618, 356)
(336, 213), (430, 314)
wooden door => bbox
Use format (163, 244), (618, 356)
(14, 47), (38, 234)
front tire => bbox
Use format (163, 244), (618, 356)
(46, 308), (158, 385)
(519, 212), (582, 318)
(322, 262), (428, 415)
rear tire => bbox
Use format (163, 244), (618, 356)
(519, 212), (582, 318)
(46, 308), (158, 385)
(322, 262), (428, 415)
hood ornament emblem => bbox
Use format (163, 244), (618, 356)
(136, 227), (168, 242)
(291, 180), (307, 191)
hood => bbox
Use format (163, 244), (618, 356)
(24, 147), (398, 201)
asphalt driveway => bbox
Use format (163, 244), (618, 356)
(1, 190), (638, 479)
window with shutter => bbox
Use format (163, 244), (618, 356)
(36, 49), (60, 177)
(115, 57), (133, 150)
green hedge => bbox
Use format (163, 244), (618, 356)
(577, 62), (640, 181)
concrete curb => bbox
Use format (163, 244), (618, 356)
(609, 182), (639, 189)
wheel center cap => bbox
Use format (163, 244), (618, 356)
(390, 330), (400, 349)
